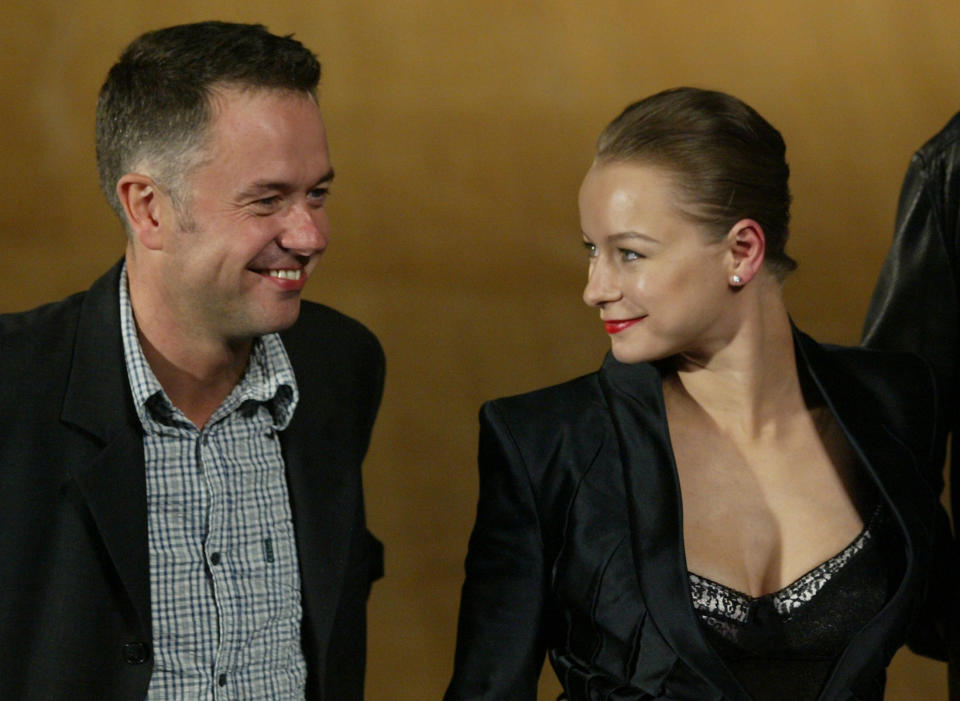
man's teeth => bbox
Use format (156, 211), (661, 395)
(267, 269), (302, 280)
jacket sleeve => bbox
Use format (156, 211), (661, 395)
(322, 528), (384, 699)
(315, 324), (386, 700)
(862, 132), (960, 662)
(862, 142), (960, 462)
(444, 402), (550, 700)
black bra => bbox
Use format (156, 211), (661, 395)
(687, 506), (899, 700)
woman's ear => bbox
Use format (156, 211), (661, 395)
(725, 218), (766, 287)
(117, 173), (167, 251)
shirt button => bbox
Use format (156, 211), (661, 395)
(218, 673), (227, 687)
(210, 552), (221, 565)
(122, 642), (148, 665)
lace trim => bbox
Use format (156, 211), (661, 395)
(689, 506), (880, 623)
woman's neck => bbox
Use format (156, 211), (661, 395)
(665, 284), (803, 440)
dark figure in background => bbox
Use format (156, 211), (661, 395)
(863, 111), (960, 699)
(445, 88), (950, 700)
(0, 22), (384, 700)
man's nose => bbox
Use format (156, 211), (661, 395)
(278, 203), (329, 256)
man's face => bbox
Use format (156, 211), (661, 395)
(151, 87), (332, 345)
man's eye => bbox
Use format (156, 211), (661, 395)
(308, 187), (330, 204)
(255, 196), (280, 208)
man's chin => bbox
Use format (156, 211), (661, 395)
(266, 301), (303, 334)
(242, 299), (303, 338)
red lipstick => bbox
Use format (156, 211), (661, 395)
(604, 317), (644, 334)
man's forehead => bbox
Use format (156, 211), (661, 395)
(203, 86), (326, 145)
(182, 87), (331, 192)
(207, 83), (319, 112)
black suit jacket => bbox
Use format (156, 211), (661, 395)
(0, 261), (385, 700)
(446, 329), (949, 700)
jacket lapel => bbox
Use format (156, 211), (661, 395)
(793, 328), (935, 544)
(60, 260), (152, 641)
(793, 328), (937, 697)
(599, 355), (751, 701)
(279, 333), (358, 675)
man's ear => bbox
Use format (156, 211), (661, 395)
(725, 218), (766, 287)
(117, 173), (167, 251)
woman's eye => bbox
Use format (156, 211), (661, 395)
(582, 241), (598, 258)
(620, 249), (644, 261)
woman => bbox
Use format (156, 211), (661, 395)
(445, 88), (949, 700)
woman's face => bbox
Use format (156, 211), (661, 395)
(579, 161), (733, 365)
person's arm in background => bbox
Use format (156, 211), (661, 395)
(862, 112), (960, 696)
(863, 115), (960, 433)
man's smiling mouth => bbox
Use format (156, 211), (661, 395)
(264, 269), (303, 280)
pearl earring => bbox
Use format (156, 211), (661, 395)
(731, 275), (742, 285)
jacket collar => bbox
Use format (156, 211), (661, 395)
(792, 328), (936, 697)
(599, 325), (935, 700)
(599, 354), (743, 700)
(60, 259), (153, 644)
(61, 260), (139, 442)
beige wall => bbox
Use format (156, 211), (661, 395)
(3, 1), (957, 697)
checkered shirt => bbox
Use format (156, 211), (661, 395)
(119, 266), (308, 699)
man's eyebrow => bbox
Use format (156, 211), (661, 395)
(314, 167), (335, 185)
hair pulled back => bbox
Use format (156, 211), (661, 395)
(596, 87), (796, 278)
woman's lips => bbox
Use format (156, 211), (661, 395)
(604, 317), (645, 334)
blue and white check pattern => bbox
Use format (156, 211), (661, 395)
(119, 266), (308, 700)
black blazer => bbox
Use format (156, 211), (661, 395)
(0, 261), (385, 700)
(446, 329), (949, 700)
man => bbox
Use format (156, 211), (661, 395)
(0, 22), (384, 700)
(863, 112), (960, 696)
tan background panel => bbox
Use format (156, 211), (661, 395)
(3, 1), (957, 698)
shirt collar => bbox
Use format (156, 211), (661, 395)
(118, 261), (299, 433)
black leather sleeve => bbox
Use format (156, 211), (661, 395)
(862, 114), (960, 666)
(863, 119), (960, 462)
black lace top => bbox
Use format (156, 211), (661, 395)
(688, 507), (901, 700)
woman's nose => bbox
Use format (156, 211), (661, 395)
(582, 259), (621, 308)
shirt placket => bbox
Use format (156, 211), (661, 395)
(197, 425), (238, 699)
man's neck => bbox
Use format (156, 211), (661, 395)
(135, 327), (250, 429)
(126, 256), (253, 428)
